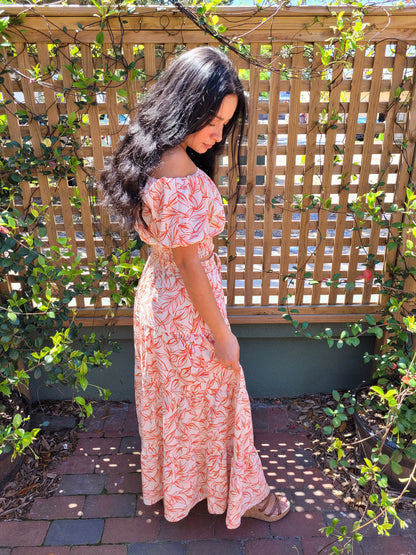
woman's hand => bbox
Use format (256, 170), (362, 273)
(213, 330), (240, 371)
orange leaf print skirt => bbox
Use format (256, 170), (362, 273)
(133, 240), (270, 529)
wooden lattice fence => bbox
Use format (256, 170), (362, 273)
(1, 5), (416, 325)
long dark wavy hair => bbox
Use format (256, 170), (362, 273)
(100, 46), (246, 228)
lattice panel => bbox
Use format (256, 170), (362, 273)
(1, 7), (416, 322)
(216, 41), (416, 315)
(1, 40), (194, 311)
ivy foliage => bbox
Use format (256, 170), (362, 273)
(0, 1), (415, 549)
(0, 1), (146, 459)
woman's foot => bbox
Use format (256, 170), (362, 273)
(243, 491), (290, 522)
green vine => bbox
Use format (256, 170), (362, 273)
(1, 3), (416, 552)
(0, 1), (147, 459)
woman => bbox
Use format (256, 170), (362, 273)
(100, 46), (290, 529)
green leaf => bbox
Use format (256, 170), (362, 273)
(333, 416), (341, 427)
(377, 475), (388, 488)
(345, 281), (355, 291)
(373, 326), (384, 339)
(7, 311), (17, 323)
(96, 30), (104, 45)
(370, 385), (385, 396)
(0, 335), (12, 344)
(79, 376), (88, 391)
(9, 349), (19, 361)
(365, 314), (377, 326)
(391, 461), (402, 475)
(394, 86), (403, 98)
(12, 413), (22, 428)
(68, 111), (77, 125)
(9, 172), (21, 183)
(404, 444), (416, 460)
(378, 454), (390, 465)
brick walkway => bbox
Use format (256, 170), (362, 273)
(0, 401), (415, 554)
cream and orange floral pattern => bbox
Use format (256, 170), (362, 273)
(134, 168), (269, 529)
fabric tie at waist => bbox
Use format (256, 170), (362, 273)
(200, 251), (214, 262)
(200, 251), (221, 273)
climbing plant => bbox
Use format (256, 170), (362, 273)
(1, 4), (416, 552)
(0, 0), (145, 458)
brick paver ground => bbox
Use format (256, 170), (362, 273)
(1, 401), (415, 554)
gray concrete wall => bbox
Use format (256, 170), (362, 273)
(29, 323), (374, 403)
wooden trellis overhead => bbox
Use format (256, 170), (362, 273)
(1, 6), (416, 325)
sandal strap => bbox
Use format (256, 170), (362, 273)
(263, 494), (281, 517)
(257, 491), (274, 513)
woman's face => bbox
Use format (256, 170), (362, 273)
(181, 94), (238, 154)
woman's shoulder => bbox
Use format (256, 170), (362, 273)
(150, 146), (197, 180)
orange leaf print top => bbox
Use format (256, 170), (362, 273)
(133, 168), (269, 529)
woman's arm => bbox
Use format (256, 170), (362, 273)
(172, 243), (240, 371)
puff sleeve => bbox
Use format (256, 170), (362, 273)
(137, 169), (225, 248)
